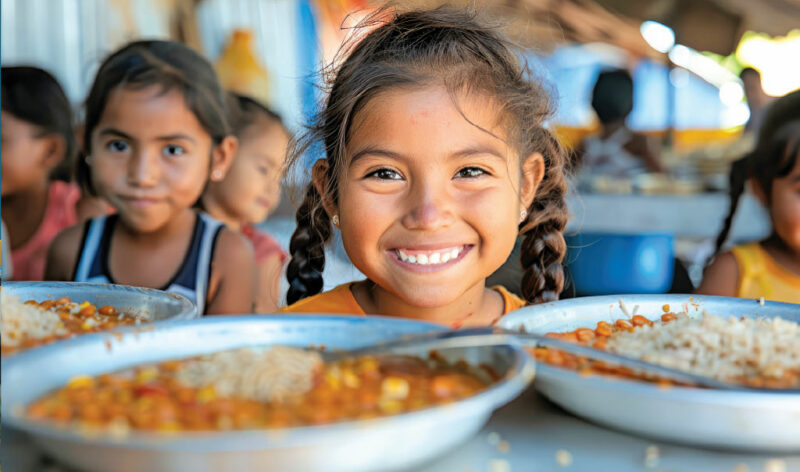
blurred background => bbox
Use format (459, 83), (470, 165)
(3, 0), (799, 296)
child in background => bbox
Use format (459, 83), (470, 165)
(201, 93), (290, 312)
(46, 40), (255, 315)
(280, 7), (569, 327)
(574, 68), (663, 181)
(697, 90), (800, 303)
(1, 66), (98, 281)
(2, 220), (12, 280)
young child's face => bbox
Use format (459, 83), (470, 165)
(214, 117), (289, 224)
(0, 111), (56, 197)
(330, 86), (540, 308)
(89, 86), (216, 233)
(768, 154), (800, 253)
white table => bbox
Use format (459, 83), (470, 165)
(417, 387), (800, 472)
(566, 192), (771, 242)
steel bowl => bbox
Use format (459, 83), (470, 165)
(2, 315), (534, 472)
(1, 281), (197, 323)
(499, 294), (800, 452)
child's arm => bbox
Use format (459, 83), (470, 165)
(695, 251), (739, 296)
(254, 253), (284, 313)
(205, 228), (256, 315)
(44, 224), (84, 281)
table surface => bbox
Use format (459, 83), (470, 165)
(7, 386), (798, 472)
(416, 387), (800, 472)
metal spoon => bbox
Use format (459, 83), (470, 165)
(325, 326), (800, 393)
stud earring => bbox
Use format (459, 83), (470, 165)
(332, 215), (340, 227)
(211, 170), (223, 181)
(520, 209), (527, 223)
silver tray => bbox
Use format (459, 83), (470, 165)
(2, 315), (535, 472)
(1, 281), (197, 323)
(499, 294), (800, 452)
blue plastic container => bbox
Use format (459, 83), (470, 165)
(565, 232), (675, 295)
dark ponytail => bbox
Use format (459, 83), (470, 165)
(520, 131), (569, 304)
(286, 184), (334, 304)
(712, 156), (749, 257)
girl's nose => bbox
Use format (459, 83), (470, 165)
(401, 180), (455, 230)
(127, 150), (159, 187)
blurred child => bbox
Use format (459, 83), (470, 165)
(1, 66), (93, 281)
(574, 69), (663, 181)
(697, 90), (800, 303)
(201, 93), (290, 312)
(2, 220), (12, 280)
(45, 40), (255, 315)
(279, 7), (570, 327)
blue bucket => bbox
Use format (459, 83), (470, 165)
(565, 232), (675, 295)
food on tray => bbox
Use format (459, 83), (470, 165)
(24, 346), (493, 433)
(0, 290), (150, 355)
(531, 309), (800, 389)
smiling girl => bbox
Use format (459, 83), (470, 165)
(45, 40), (255, 315)
(280, 8), (569, 327)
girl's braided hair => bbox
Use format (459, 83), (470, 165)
(285, 6), (569, 305)
(711, 89), (800, 258)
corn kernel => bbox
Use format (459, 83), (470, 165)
(136, 366), (159, 384)
(197, 386), (216, 403)
(381, 377), (410, 400)
(67, 375), (94, 389)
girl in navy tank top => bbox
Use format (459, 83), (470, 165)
(45, 40), (255, 315)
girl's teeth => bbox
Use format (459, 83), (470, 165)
(396, 247), (463, 265)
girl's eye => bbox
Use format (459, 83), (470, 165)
(455, 167), (487, 179)
(107, 140), (130, 153)
(257, 166), (269, 175)
(163, 144), (185, 157)
(366, 168), (403, 181)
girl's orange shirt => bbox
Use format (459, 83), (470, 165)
(731, 242), (800, 304)
(278, 282), (526, 328)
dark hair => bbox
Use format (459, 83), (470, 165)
(285, 7), (569, 305)
(226, 92), (285, 138)
(1, 66), (76, 181)
(77, 40), (231, 194)
(712, 89), (800, 256)
(591, 68), (634, 124)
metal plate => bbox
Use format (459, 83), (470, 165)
(2, 315), (535, 472)
(1, 281), (197, 322)
(498, 294), (800, 452)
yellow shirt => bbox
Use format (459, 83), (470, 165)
(279, 282), (526, 328)
(731, 242), (800, 304)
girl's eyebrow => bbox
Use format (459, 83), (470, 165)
(350, 145), (506, 165)
(98, 128), (196, 144)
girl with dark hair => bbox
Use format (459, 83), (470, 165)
(697, 89), (800, 303)
(279, 7), (570, 327)
(1, 66), (101, 281)
(45, 40), (256, 314)
(201, 93), (290, 313)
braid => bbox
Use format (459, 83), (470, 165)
(286, 184), (333, 305)
(710, 156), (749, 262)
(520, 132), (569, 304)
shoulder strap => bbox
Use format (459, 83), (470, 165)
(194, 213), (224, 314)
(73, 215), (108, 281)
